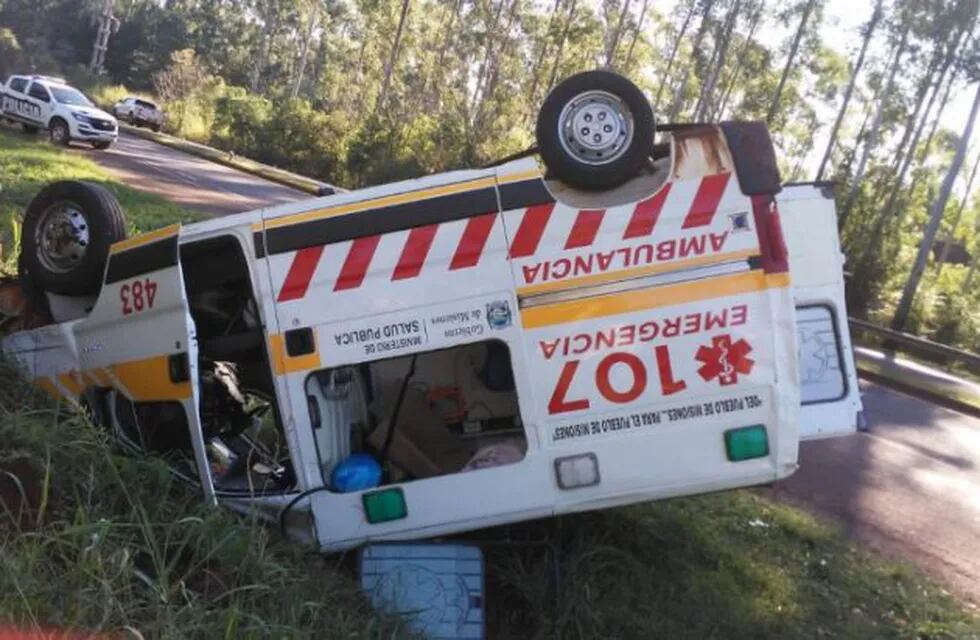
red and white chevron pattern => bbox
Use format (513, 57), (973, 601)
(272, 172), (738, 302)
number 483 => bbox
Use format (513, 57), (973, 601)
(120, 278), (158, 315)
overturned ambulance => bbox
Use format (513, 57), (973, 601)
(1, 71), (861, 551)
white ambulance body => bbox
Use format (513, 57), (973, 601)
(1, 76), (861, 552)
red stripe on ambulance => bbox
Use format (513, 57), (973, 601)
(392, 224), (438, 280)
(277, 245), (325, 302)
(681, 173), (730, 229)
(509, 203), (555, 257)
(335, 235), (381, 291)
(623, 185), (671, 239)
(450, 213), (497, 270)
(564, 209), (605, 249)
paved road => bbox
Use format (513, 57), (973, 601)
(80, 131), (308, 216)
(80, 132), (980, 606)
(766, 380), (980, 605)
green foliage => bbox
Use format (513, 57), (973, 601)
(0, 27), (22, 78)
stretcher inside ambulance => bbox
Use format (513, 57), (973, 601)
(0, 71), (861, 551)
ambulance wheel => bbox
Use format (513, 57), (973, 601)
(536, 70), (655, 190)
(20, 181), (128, 295)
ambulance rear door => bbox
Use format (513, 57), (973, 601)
(778, 183), (862, 440)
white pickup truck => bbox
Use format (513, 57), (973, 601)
(112, 96), (165, 131)
(0, 75), (118, 149)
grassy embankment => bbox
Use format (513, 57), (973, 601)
(0, 127), (978, 639)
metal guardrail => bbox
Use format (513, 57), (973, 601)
(848, 317), (980, 373)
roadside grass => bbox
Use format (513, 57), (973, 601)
(485, 496), (980, 639)
(0, 126), (200, 266)
(0, 120), (978, 639)
(0, 360), (402, 639)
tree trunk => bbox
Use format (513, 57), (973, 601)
(935, 150), (980, 278)
(291, 6), (320, 99)
(714, 2), (765, 120)
(694, 0), (742, 121)
(815, 0), (882, 181)
(474, 0), (521, 130)
(605, 0), (633, 68)
(250, 10), (280, 92)
(891, 82), (980, 331)
(376, 0), (412, 111)
(421, 0), (464, 108)
(868, 21), (968, 237)
(528, 0), (563, 104)
(470, 0), (509, 117)
(766, 0), (817, 124)
(667, 0), (716, 122)
(546, 0), (579, 94)
(838, 23), (910, 229)
(654, 0), (697, 112)
(622, 0), (651, 70)
(888, 42), (948, 176)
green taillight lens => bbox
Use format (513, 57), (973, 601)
(362, 488), (407, 524)
(724, 425), (770, 462)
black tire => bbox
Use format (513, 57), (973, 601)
(49, 118), (70, 146)
(536, 70), (655, 190)
(22, 123), (39, 134)
(151, 123), (161, 132)
(92, 141), (113, 150)
(19, 181), (128, 295)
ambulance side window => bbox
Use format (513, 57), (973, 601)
(305, 339), (527, 491)
(797, 305), (848, 404)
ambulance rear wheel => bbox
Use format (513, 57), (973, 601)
(20, 181), (128, 295)
(536, 70), (655, 190)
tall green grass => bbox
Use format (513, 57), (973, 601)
(0, 360), (405, 638)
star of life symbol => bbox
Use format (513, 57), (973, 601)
(696, 334), (754, 386)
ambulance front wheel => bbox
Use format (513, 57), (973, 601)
(20, 181), (128, 295)
(536, 70), (655, 191)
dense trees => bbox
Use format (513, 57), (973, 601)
(1, 0), (978, 347)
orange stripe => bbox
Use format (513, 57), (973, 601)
(268, 333), (321, 375)
(91, 368), (113, 386)
(263, 176), (499, 231)
(110, 355), (191, 401)
(521, 270), (790, 329)
(110, 224), (180, 254)
(35, 376), (64, 401)
(57, 372), (84, 396)
(517, 249), (759, 297)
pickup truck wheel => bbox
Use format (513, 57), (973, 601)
(49, 118), (70, 146)
(22, 123), (39, 134)
(536, 70), (655, 190)
(20, 181), (128, 295)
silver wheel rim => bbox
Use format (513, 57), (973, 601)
(34, 201), (90, 273)
(52, 124), (67, 143)
(558, 90), (634, 166)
